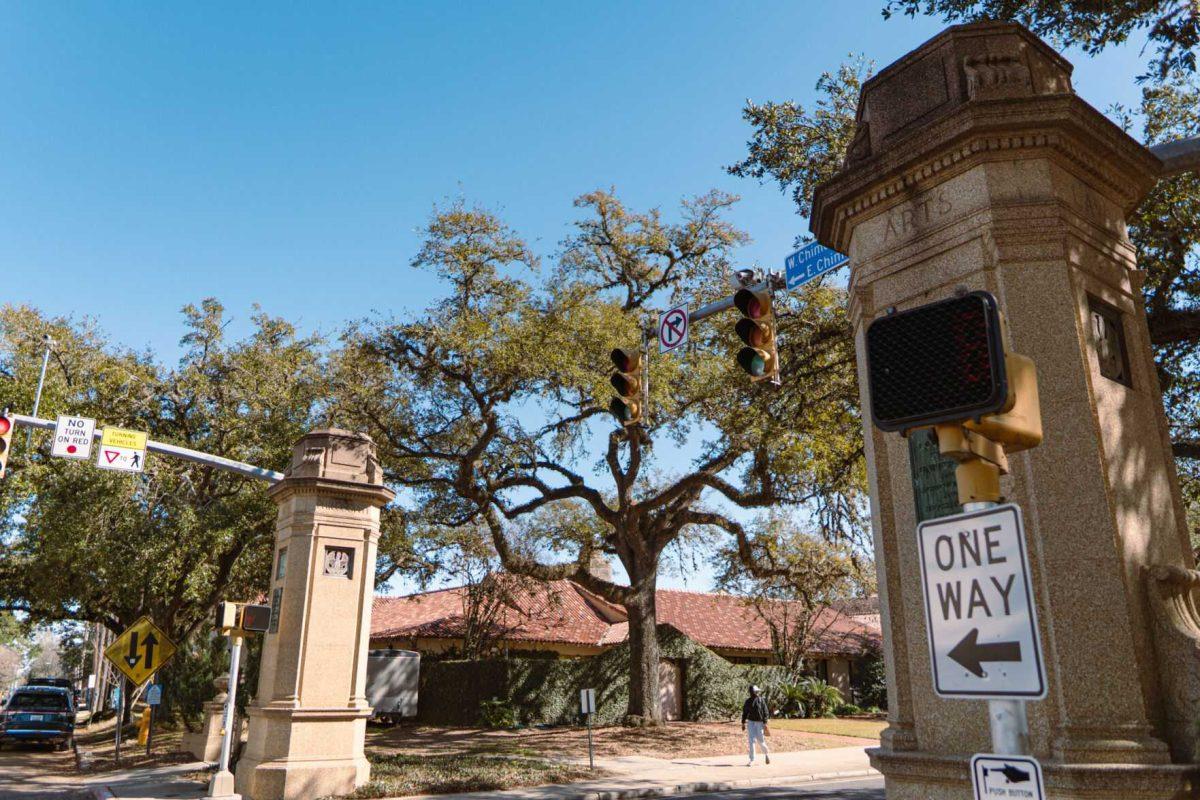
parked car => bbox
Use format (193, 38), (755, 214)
(0, 686), (75, 750)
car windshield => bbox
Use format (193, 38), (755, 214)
(8, 693), (69, 712)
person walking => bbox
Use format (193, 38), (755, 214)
(740, 684), (771, 766)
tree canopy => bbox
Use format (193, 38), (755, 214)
(332, 191), (866, 720)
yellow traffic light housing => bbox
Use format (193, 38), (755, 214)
(0, 410), (13, 480)
(609, 348), (643, 426)
(733, 286), (779, 383)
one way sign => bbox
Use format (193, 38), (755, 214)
(918, 504), (1046, 700)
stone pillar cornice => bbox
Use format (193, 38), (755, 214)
(266, 476), (394, 508)
(812, 94), (1162, 253)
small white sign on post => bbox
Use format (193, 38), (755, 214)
(971, 754), (1045, 800)
(580, 688), (596, 715)
(658, 305), (689, 354)
(146, 684), (162, 706)
(918, 503), (1046, 700)
(52, 415), (95, 460)
(96, 427), (149, 473)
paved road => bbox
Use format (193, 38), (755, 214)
(0, 741), (89, 800)
(675, 776), (885, 799)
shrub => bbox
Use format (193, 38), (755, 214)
(797, 677), (842, 718)
(854, 652), (887, 710)
(479, 697), (518, 728)
(834, 702), (863, 716)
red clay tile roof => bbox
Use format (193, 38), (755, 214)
(372, 581), (881, 657)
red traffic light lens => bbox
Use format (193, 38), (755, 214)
(0, 417), (11, 436)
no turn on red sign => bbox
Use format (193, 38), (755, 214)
(658, 305), (689, 354)
(52, 415), (95, 460)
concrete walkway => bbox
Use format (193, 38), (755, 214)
(77, 744), (875, 800)
(385, 745), (876, 800)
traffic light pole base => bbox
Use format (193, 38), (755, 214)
(206, 769), (240, 800)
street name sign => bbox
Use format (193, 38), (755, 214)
(917, 504), (1046, 699)
(52, 415), (96, 460)
(971, 754), (1044, 800)
(104, 616), (178, 687)
(96, 426), (148, 473)
(658, 305), (689, 353)
(785, 241), (848, 291)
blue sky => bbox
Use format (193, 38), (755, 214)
(2, 3), (1150, 590)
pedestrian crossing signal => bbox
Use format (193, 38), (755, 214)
(0, 410), (13, 480)
(609, 348), (643, 427)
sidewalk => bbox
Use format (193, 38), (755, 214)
(79, 744), (876, 800)
(81, 759), (212, 800)
(390, 745), (876, 800)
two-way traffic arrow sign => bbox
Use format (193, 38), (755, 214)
(105, 616), (177, 687)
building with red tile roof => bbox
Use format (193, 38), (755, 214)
(370, 579), (881, 696)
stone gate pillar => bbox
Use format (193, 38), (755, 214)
(235, 430), (393, 800)
(811, 21), (1199, 800)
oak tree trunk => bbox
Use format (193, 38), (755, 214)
(623, 563), (661, 724)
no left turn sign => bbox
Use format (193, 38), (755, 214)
(658, 305), (689, 354)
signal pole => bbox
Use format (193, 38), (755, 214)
(27, 335), (52, 449)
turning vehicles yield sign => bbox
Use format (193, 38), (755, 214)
(96, 426), (148, 473)
(104, 616), (178, 687)
(917, 503), (1046, 700)
(658, 305), (689, 353)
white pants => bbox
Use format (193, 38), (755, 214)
(747, 720), (769, 761)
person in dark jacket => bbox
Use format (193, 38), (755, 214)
(740, 685), (771, 765)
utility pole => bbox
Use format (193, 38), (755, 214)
(27, 335), (52, 449)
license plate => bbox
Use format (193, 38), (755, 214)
(29, 714), (44, 721)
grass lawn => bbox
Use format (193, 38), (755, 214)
(343, 753), (601, 798)
(769, 717), (887, 740)
(75, 716), (198, 773)
(367, 720), (863, 762)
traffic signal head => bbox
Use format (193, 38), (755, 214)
(733, 286), (779, 382)
(239, 604), (271, 633)
(865, 291), (1009, 433)
(609, 348), (643, 426)
(215, 601), (238, 632)
(0, 410), (12, 480)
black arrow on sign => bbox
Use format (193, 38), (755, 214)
(125, 631), (141, 668)
(143, 632), (158, 669)
(948, 628), (1021, 677)
(983, 764), (1031, 784)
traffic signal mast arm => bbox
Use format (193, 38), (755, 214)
(7, 413), (284, 484)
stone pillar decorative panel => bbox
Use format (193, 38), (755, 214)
(235, 430), (393, 800)
(811, 21), (1199, 799)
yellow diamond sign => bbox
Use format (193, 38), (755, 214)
(104, 616), (177, 687)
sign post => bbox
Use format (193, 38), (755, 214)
(146, 682), (162, 756)
(919, 502), (1046, 799)
(209, 633), (243, 799)
(580, 688), (596, 770)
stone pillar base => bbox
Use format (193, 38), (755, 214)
(871, 748), (1200, 799)
(181, 699), (226, 763)
(234, 706), (371, 800)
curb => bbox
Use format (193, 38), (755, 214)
(577, 768), (880, 800)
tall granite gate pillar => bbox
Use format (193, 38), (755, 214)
(235, 430), (393, 800)
(811, 22), (1200, 800)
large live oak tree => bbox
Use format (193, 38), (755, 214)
(333, 192), (865, 722)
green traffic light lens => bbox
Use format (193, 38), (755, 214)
(737, 348), (766, 376)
